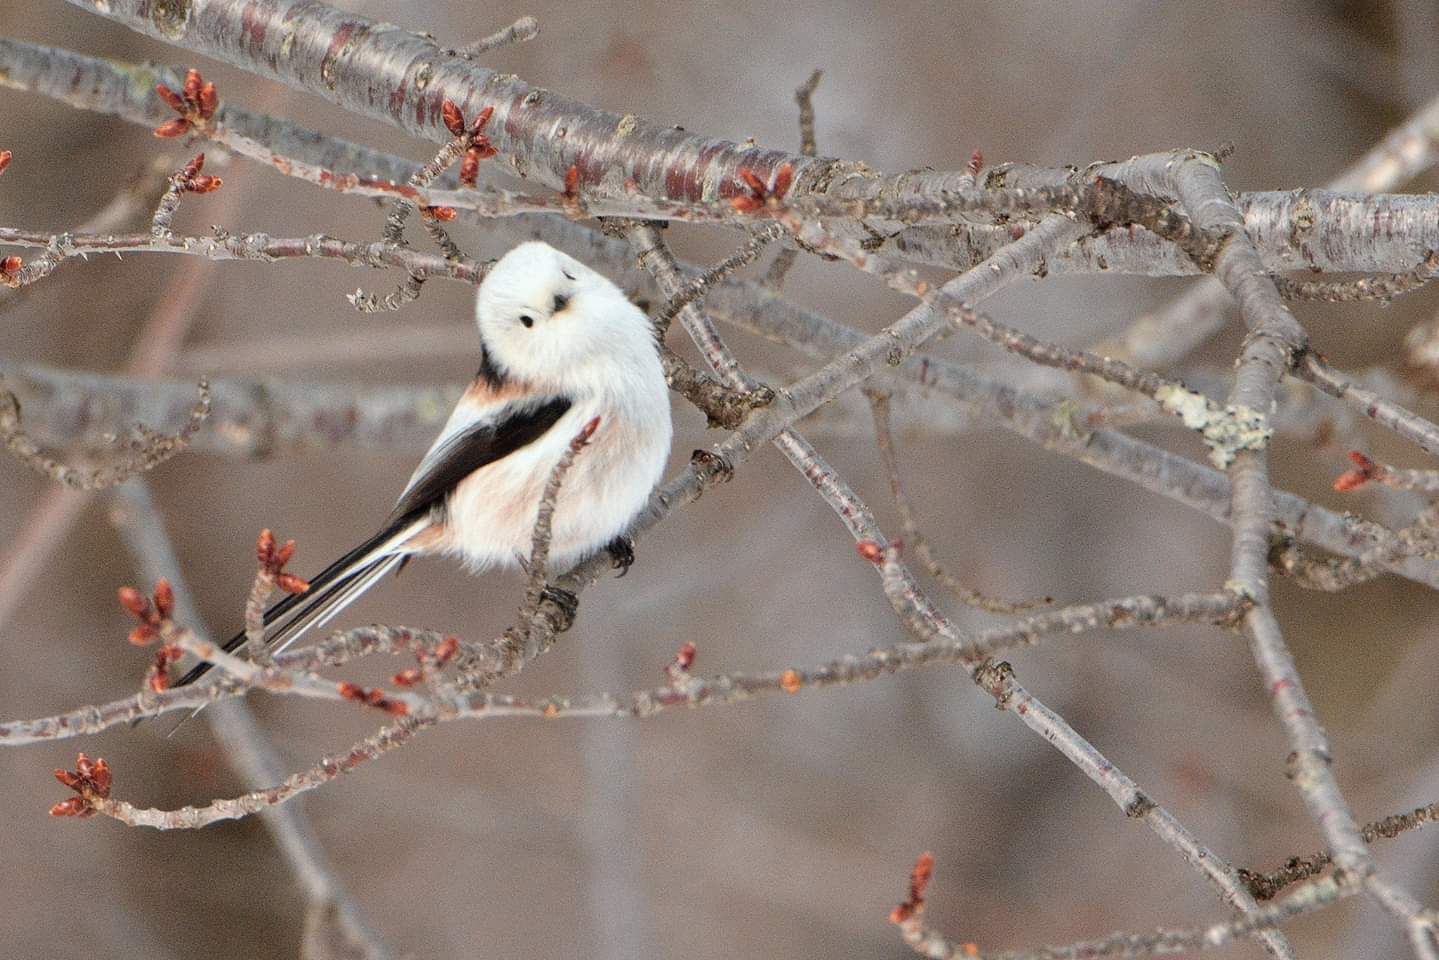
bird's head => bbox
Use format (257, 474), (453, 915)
(475, 241), (656, 392)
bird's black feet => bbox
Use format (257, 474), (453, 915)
(605, 536), (636, 577)
(539, 585), (579, 631)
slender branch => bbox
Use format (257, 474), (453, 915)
(519, 419), (600, 646)
(1239, 800), (1439, 901)
(0, 590), (1251, 739)
(895, 870), (1350, 959)
(1160, 150), (1437, 950)
(868, 392), (1052, 613)
(1272, 502), (1439, 592)
(448, 15), (540, 59)
(1298, 351), (1439, 456)
(1275, 250), (1439, 302)
(764, 69), (822, 290)
(92, 716), (428, 830)
(0, 379), (209, 489)
(650, 222), (786, 334)
(0, 226), (487, 287)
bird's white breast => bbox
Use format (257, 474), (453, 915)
(438, 393), (671, 572)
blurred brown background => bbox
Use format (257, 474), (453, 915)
(2, 1), (1438, 957)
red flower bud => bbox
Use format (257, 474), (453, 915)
(155, 83), (186, 112)
(182, 68), (202, 104)
(432, 636), (460, 666)
(275, 573), (310, 594)
(772, 162), (793, 199)
(392, 668), (423, 686)
(49, 797), (88, 817)
(153, 578), (175, 619)
(197, 82), (219, 119)
(118, 586), (153, 620)
(855, 541), (884, 563)
(153, 118), (192, 138)
(441, 99), (465, 137)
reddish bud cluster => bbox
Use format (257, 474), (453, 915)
(420, 205), (457, 222)
(118, 578), (176, 645)
(889, 851), (934, 924)
(337, 681), (409, 716)
(730, 162), (794, 213)
(148, 645), (185, 692)
(664, 641), (697, 683)
(391, 635), (461, 687)
(433, 635), (460, 665)
(1334, 450), (1382, 492)
(0, 150), (11, 176)
(50, 753), (112, 817)
(391, 668), (424, 687)
(440, 100), (499, 187)
(1, 256), (21, 285)
(564, 164), (581, 198)
(153, 68), (219, 138)
(256, 528), (309, 594)
(175, 153), (223, 194)
(118, 578), (183, 689)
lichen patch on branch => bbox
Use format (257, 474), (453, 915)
(1155, 383), (1272, 468)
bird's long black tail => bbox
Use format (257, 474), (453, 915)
(173, 520), (421, 689)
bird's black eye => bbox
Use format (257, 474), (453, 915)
(552, 293), (570, 313)
(519, 314), (534, 328)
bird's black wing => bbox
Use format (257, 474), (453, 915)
(389, 394), (573, 524)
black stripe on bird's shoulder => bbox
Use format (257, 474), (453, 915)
(476, 344), (506, 390)
(389, 395), (573, 525)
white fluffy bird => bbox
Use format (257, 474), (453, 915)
(175, 240), (673, 688)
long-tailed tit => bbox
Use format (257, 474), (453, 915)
(174, 240), (673, 688)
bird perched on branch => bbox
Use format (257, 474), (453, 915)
(174, 240), (673, 689)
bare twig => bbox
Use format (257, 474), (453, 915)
(1239, 800), (1439, 901)
(764, 69), (822, 290)
(650, 222), (786, 334)
(448, 15), (540, 58)
(892, 860), (1349, 959)
(150, 153), (222, 238)
(868, 392), (1052, 613)
(0, 379), (209, 490)
(1275, 250), (1439, 302)
(1298, 351), (1439, 456)
(519, 417), (601, 642)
